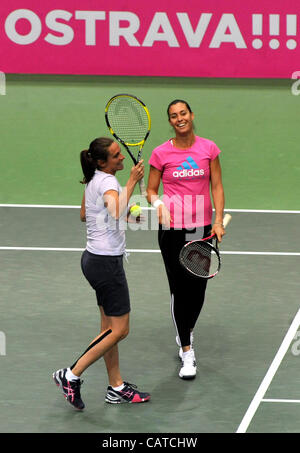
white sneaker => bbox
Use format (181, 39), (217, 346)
(179, 349), (197, 380)
(176, 332), (194, 359)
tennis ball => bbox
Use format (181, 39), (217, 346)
(130, 204), (142, 217)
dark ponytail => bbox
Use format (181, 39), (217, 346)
(80, 137), (114, 184)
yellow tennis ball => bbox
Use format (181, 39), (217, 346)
(130, 205), (142, 217)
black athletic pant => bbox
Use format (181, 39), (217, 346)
(158, 225), (211, 347)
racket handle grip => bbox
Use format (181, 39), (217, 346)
(223, 213), (232, 228)
(139, 178), (147, 197)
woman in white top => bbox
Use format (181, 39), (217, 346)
(53, 137), (150, 409)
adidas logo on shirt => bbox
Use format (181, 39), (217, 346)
(173, 156), (204, 178)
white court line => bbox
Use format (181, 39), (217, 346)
(0, 204), (153, 210)
(236, 307), (300, 433)
(262, 399), (300, 404)
(0, 204), (80, 208)
(0, 247), (160, 252)
(0, 247), (299, 256)
(0, 247), (85, 252)
(223, 209), (300, 214)
(0, 204), (300, 214)
(221, 251), (300, 256)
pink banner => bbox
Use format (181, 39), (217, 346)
(0, 0), (299, 77)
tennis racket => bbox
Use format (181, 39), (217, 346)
(105, 93), (151, 197)
(179, 213), (232, 279)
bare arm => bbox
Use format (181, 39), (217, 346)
(210, 156), (225, 241)
(80, 192), (86, 222)
(146, 165), (162, 205)
(146, 165), (172, 226)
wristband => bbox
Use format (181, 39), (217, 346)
(153, 199), (164, 209)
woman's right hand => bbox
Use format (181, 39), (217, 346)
(130, 159), (144, 183)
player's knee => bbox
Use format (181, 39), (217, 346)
(118, 326), (129, 341)
(111, 313), (130, 341)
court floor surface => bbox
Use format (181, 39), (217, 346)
(0, 206), (299, 433)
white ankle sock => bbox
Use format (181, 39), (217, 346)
(182, 349), (194, 359)
(66, 368), (80, 381)
(112, 383), (125, 391)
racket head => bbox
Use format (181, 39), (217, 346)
(105, 94), (151, 197)
(179, 214), (231, 278)
(179, 238), (221, 279)
(105, 94), (151, 150)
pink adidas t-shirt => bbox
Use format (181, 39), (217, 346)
(149, 136), (221, 228)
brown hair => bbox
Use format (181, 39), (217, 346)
(167, 99), (192, 119)
(80, 137), (114, 184)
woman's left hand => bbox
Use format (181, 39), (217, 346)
(211, 223), (226, 242)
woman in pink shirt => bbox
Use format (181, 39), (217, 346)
(147, 100), (226, 380)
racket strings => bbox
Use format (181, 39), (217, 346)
(180, 241), (219, 278)
(107, 97), (149, 144)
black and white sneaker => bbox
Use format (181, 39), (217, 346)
(179, 349), (197, 380)
(53, 368), (85, 410)
(105, 382), (151, 404)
